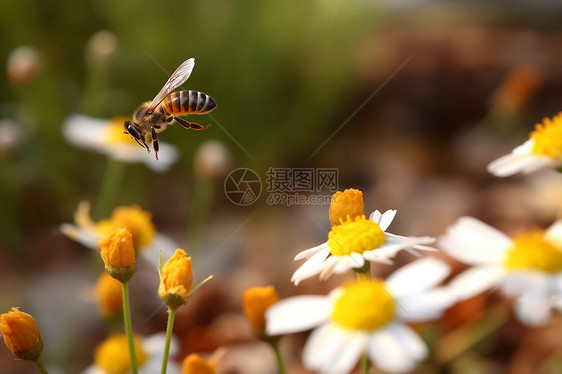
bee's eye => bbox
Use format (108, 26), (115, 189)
(125, 122), (143, 140)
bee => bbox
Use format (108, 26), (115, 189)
(124, 58), (216, 160)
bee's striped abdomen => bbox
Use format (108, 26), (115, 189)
(165, 90), (216, 115)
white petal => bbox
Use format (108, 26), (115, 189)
(487, 140), (554, 177)
(110, 142), (179, 173)
(387, 323), (428, 361)
(303, 324), (367, 374)
(144, 142), (179, 173)
(513, 292), (552, 327)
(378, 209), (397, 231)
(386, 257), (451, 297)
(369, 210), (382, 223)
(501, 271), (551, 296)
(546, 220), (562, 247)
(294, 242), (329, 260)
(318, 255), (342, 280)
(139, 333), (181, 374)
(60, 224), (99, 249)
(397, 287), (455, 322)
(384, 232), (437, 252)
(81, 365), (103, 374)
(266, 296), (330, 335)
(362, 249), (394, 265)
(552, 294), (562, 311)
(332, 253), (364, 274)
(363, 236), (436, 263)
(447, 265), (506, 301)
(317, 253), (368, 280)
(143, 332), (176, 356)
(141, 361), (180, 374)
(368, 323), (426, 373)
(553, 274), (562, 295)
(439, 217), (511, 265)
(63, 114), (107, 149)
(139, 234), (179, 267)
(291, 248), (331, 285)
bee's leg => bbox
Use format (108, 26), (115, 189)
(130, 136), (146, 149)
(174, 116), (211, 130)
(141, 137), (150, 154)
(151, 126), (159, 160)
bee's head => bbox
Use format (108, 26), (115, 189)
(124, 120), (147, 149)
(124, 120), (142, 138)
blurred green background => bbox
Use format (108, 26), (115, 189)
(3, 0), (562, 373)
(0, 0), (375, 249)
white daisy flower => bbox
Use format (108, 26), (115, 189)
(61, 201), (177, 268)
(267, 258), (452, 373)
(439, 217), (562, 326)
(291, 210), (436, 285)
(63, 114), (178, 173)
(82, 332), (180, 374)
(488, 112), (562, 177)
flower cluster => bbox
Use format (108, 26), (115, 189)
(4, 47), (562, 374)
(241, 110), (562, 374)
(242, 188), (453, 373)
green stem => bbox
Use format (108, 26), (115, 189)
(34, 357), (49, 374)
(354, 261), (371, 279)
(269, 339), (286, 374)
(161, 307), (177, 374)
(95, 158), (126, 219)
(186, 175), (214, 253)
(361, 351), (369, 374)
(121, 282), (138, 374)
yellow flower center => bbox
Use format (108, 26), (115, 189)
(505, 229), (562, 273)
(94, 334), (148, 374)
(328, 215), (385, 256)
(531, 113), (562, 159)
(97, 205), (155, 250)
(331, 278), (396, 331)
(104, 117), (138, 145)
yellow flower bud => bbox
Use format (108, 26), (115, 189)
(0, 308), (42, 361)
(242, 286), (279, 333)
(181, 353), (216, 374)
(98, 227), (136, 282)
(95, 272), (123, 316)
(159, 249), (193, 309)
(329, 188), (364, 226)
(94, 334), (147, 374)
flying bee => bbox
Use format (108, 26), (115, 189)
(124, 58), (216, 160)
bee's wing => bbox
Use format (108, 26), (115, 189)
(149, 58), (195, 110)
